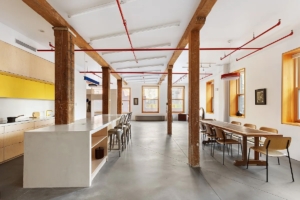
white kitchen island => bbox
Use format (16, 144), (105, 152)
(23, 114), (121, 188)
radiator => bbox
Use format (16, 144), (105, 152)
(135, 115), (165, 121)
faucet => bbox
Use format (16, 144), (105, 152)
(46, 110), (53, 117)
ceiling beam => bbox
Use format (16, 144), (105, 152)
(158, 0), (217, 84)
(22, 0), (126, 83)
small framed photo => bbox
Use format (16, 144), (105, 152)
(133, 98), (138, 105)
(255, 88), (267, 105)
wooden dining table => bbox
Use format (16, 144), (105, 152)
(200, 120), (283, 166)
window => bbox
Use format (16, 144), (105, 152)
(172, 86), (185, 113)
(206, 80), (214, 113)
(229, 68), (245, 117)
(122, 88), (131, 113)
(282, 49), (300, 125)
(142, 86), (159, 113)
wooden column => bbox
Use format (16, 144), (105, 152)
(117, 79), (122, 114)
(54, 27), (74, 125)
(167, 67), (173, 135)
(102, 67), (110, 114)
(188, 28), (200, 167)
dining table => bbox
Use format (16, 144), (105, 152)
(200, 120), (283, 166)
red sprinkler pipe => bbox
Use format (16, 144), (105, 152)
(92, 73), (113, 84)
(236, 30), (293, 61)
(200, 74), (212, 80)
(116, 0), (138, 63)
(220, 19), (281, 60)
(37, 47), (261, 52)
(173, 74), (188, 84)
(49, 42), (55, 49)
(80, 71), (213, 76)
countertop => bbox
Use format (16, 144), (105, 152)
(0, 116), (54, 127)
(25, 114), (121, 134)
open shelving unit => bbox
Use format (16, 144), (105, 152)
(90, 127), (109, 180)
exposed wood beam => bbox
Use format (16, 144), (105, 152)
(158, 0), (217, 84)
(22, 0), (126, 84)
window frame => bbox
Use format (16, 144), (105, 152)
(122, 87), (131, 114)
(282, 48), (300, 126)
(206, 80), (214, 113)
(229, 68), (245, 117)
(171, 86), (185, 113)
(142, 86), (160, 113)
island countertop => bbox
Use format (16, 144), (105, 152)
(25, 114), (122, 134)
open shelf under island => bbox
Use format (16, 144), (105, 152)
(23, 114), (121, 188)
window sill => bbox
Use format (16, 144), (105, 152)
(282, 122), (300, 127)
(229, 115), (245, 118)
(206, 112), (214, 114)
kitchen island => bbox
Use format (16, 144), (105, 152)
(23, 114), (121, 188)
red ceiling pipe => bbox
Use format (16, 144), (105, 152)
(79, 71), (213, 75)
(236, 30), (293, 61)
(37, 47), (261, 52)
(173, 74), (188, 84)
(49, 42), (55, 49)
(200, 74), (212, 80)
(92, 73), (113, 84)
(116, 0), (138, 63)
(220, 19), (281, 60)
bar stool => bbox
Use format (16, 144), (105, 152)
(108, 128), (124, 157)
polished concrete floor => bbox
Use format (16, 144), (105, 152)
(0, 121), (299, 200)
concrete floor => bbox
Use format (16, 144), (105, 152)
(0, 121), (299, 200)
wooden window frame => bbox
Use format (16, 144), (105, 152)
(122, 87), (131, 113)
(229, 68), (245, 117)
(282, 48), (300, 125)
(206, 80), (214, 113)
(142, 86), (160, 113)
(172, 86), (185, 113)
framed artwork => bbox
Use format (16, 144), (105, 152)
(255, 88), (267, 105)
(133, 98), (138, 105)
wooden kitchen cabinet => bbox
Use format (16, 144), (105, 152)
(0, 148), (3, 162)
(0, 118), (54, 164)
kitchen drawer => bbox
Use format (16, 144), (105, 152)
(4, 143), (18, 160)
(0, 133), (4, 148)
(0, 148), (3, 162)
(35, 119), (54, 128)
(5, 124), (23, 133)
(20, 122), (34, 130)
(3, 130), (23, 146)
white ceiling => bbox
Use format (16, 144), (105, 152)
(0, 0), (299, 84)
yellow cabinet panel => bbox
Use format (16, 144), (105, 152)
(0, 133), (4, 148)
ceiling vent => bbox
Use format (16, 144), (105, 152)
(15, 39), (36, 52)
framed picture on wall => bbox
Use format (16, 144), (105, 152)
(255, 88), (267, 105)
(133, 98), (138, 105)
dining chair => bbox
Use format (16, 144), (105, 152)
(203, 124), (216, 155)
(247, 137), (294, 182)
(213, 127), (241, 165)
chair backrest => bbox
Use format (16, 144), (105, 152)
(204, 124), (214, 136)
(214, 127), (225, 139)
(259, 127), (278, 133)
(244, 123), (256, 129)
(231, 121), (241, 125)
(264, 137), (292, 150)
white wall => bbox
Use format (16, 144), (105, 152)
(200, 26), (300, 160)
(125, 83), (188, 120)
(74, 69), (87, 120)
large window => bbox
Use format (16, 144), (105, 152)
(282, 49), (300, 125)
(122, 88), (131, 113)
(172, 86), (185, 113)
(142, 86), (159, 113)
(206, 80), (214, 113)
(230, 68), (245, 117)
